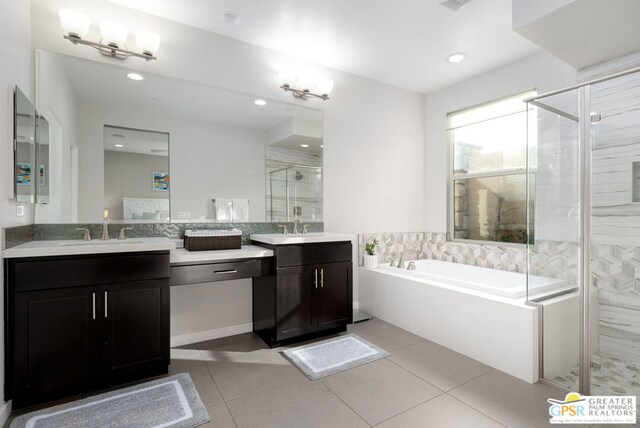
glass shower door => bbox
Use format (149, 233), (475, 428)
(526, 89), (582, 390)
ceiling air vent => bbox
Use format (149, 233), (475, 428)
(440, 0), (472, 11)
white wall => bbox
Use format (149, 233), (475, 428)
(0, 0), (32, 421)
(76, 102), (267, 222)
(423, 51), (577, 234)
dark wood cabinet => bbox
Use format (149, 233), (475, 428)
(5, 251), (170, 408)
(252, 242), (353, 346)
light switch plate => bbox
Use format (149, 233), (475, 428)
(16, 205), (24, 217)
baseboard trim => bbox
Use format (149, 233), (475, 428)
(170, 322), (253, 347)
(0, 400), (12, 427)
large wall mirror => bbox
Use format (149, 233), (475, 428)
(14, 87), (36, 203)
(34, 49), (323, 224)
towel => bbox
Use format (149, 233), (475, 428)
(213, 198), (233, 222)
(232, 199), (249, 222)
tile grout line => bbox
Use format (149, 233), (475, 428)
(384, 357), (445, 392)
(318, 379), (374, 427)
(193, 344), (240, 428)
(445, 393), (510, 428)
(369, 392), (445, 427)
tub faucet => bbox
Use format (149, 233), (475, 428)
(397, 249), (418, 269)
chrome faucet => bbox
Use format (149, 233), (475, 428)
(76, 228), (91, 241)
(292, 219), (301, 234)
(396, 249), (418, 269)
(102, 218), (110, 240)
(302, 224), (310, 234)
(118, 227), (134, 240)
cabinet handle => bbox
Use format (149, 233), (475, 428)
(92, 293), (96, 320)
(314, 269), (318, 289)
(214, 269), (238, 274)
(320, 268), (324, 288)
(104, 291), (108, 318)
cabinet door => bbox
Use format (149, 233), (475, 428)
(102, 279), (169, 381)
(276, 266), (317, 340)
(13, 286), (100, 403)
(317, 262), (352, 332)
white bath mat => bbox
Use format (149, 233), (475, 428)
(282, 334), (390, 380)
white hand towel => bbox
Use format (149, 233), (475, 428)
(232, 199), (249, 222)
(213, 198), (233, 222)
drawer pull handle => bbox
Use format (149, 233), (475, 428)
(314, 269), (318, 289)
(320, 268), (324, 288)
(215, 269), (238, 274)
(92, 293), (96, 320)
(104, 291), (108, 318)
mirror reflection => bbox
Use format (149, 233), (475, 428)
(103, 126), (170, 222)
(34, 49), (323, 223)
(14, 87), (35, 203)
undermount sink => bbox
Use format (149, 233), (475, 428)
(58, 239), (146, 247)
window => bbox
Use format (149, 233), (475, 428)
(448, 91), (535, 244)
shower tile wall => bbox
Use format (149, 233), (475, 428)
(581, 51), (640, 367)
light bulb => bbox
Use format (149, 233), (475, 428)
(59, 9), (91, 39)
(135, 30), (161, 56)
(316, 78), (334, 96)
(100, 20), (128, 48)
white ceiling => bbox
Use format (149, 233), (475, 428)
(104, 126), (169, 156)
(103, 0), (542, 93)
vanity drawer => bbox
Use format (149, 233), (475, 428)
(170, 259), (272, 285)
(274, 242), (352, 268)
(8, 252), (170, 293)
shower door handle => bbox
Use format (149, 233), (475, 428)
(314, 269), (318, 289)
(320, 268), (324, 288)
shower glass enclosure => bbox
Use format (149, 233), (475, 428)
(527, 66), (640, 409)
(267, 165), (323, 222)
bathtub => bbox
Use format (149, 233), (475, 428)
(359, 260), (571, 383)
(378, 259), (568, 299)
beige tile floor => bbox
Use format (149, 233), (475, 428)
(6, 318), (637, 427)
(171, 318), (636, 428)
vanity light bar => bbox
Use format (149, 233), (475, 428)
(64, 35), (157, 61)
(59, 9), (159, 61)
(280, 84), (330, 101)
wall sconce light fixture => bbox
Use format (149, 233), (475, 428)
(280, 73), (334, 101)
(59, 9), (160, 61)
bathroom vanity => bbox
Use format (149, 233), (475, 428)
(3, 238), (174, 408)
(250, 233), (353, 347)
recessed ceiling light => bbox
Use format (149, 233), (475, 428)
(222, 11), (240, 24)
(254, 99), (267, 106)
(114, 144), (124, 148)
(127, 72), (144, 81)
(300, 144), (309, 148)
(320, 145), (324, 148)
(446, 53), (467, 64)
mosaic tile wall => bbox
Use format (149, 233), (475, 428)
(357, 232), (579, 283)
(3, 222), (323, 248)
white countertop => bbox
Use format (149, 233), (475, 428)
(170, 245), (273, 264)
(250, 232), (354, 245)
(3, 237), (175, 258)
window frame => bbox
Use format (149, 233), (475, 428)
(446, 90), (536, 247)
